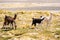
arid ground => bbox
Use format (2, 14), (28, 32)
(0, 10), (60, 40)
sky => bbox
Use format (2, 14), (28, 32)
(0, 0), (60, 10)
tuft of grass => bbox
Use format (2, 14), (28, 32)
(0, 36), (12, 40)
(55, 30), (60, 35)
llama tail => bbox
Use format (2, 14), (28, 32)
(32, 18), (34, 19)
(13, 14), (17, 20)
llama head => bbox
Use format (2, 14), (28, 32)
(40, 16), (42, 18)
(50, 12), (53, 15)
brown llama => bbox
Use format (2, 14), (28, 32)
(2, 14), (17, 29)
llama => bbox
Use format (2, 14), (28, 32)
(2, 14), (17, 29)
(32, 17), (45, 26)
(44, 13), (53, 27)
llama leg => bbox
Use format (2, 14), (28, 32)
(11, 23), (14, 29)
(32, 22), (34, 26)
(47, 22), (49, 27)
(46, 20), (49, 27)
(40, 22), (43, 27)
(32, 22), (36, 26)
(14, 21), (17, 30)
(34, 23), (36, 26)
(2, 22), (6, 29)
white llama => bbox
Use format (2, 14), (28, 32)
(45, 13), (53, 27)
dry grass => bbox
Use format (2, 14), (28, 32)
(0, 10), (60, 40)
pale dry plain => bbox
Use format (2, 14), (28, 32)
(0, 10), (60, 40)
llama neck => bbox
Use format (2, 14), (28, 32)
(13, 14), (17, 20)
(41, 17), (45, 21)
(40, 16), (44, 19)
(48, 13), (52, 21)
